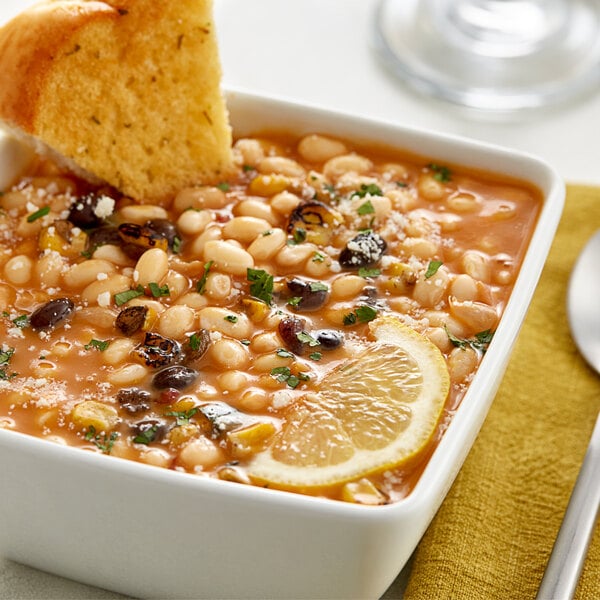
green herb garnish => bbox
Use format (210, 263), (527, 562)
(11, 314), (29, 328)
(225, 315), (238, 323)
(288, 228), (307, 245)
(312, 252), (326, 263)
(357, 200), (375, 216)
(166, 408), (199, 426)
(296, 331), (320, 347)
(84, 339), (110, 352)
(85, 426), (118, 454)
(26, 205), (50, 223)
(133, 425), (160, 445)
(276, 348), (294, 359)
(358, 267), (381, 278)
(424, 260), (443, 279)
(217, 182), (230, 192)
(344, 305), (378, 325)
(0, 347), (16, 380)
(309, 351), (322, 361)
(247, 268), (274, 305)
(308, 282), (329, 293)
(148, 282), (170, 298)
(428, 163), (452, 182)
(114, 285), (144, 306)
(352, 183), (383, 198)
(445, 327), (494, 353)
(196, 260), (214, 295)
(270, 366), (309, 389)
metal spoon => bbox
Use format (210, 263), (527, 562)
(536, 231), (600, 599)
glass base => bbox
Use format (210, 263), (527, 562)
(372, 0), (600, 112)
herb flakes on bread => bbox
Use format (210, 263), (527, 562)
(0, 0), (233, 203)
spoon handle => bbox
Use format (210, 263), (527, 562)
(536, 412), (600, 600)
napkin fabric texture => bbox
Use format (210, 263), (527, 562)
(400, 185), (600, 600)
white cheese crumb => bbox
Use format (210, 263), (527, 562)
(93, 195), (115, 219)
(96, 272), (108, 281)
(97, 291), (111, 307)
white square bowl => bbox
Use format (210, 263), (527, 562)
(0, 89), (564, 599)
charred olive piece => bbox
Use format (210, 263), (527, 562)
(68, 192), (113, 229)
(145, 219), (181, 252)
(87, 226), (122, 250)
(315, 329), (345, 350)
(118, 223), (169, 252)
(339, 231), (387, 269)
(134, 332), (180, 369)
(117, 388), (151, 414)
(29, 298), (75, 331)
(278, 316), (307, 355)
(131, 419), (166, 444)
(287, 278), (329, 312)
(287, 201), (343, 246)
(196, 402), (250, 438)
(152, 365), (199, 390)
(181, 329), (211, 365)
(116, 305), (148, 336)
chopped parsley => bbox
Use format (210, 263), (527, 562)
(0, 347), (16, 380)
(288, 228), (307, 245)
(352, 183), (383, 198)
(166, 408), (199, 426)
(343, 305), (378, 325)
(84, 339), (110, 352)
(247, 268), (274, 305)
(189, 333), (203, 351)
(312, 252), (326, 263)
(287, 296), (302, 307)
(196, 260), (214, 294)
(446, 327), (494, 353)
(357, 200), (375, 216)
(148, 282), (170, 298)
(358, 267), (381, 278)
(428, 163), (452, 183)
(270, 366), (310, 389)
(172, 236), (182, 253)
(424, 260), (443, 279)
(26, 205), (50, 223)
(132, 425), (160, 445)
(224, 315), (238, 323)
(296, 331), (320, 347)
(216, 182), (230, 192)
(309, 351), (322, 361)
(85, 426), (118, 454)
(276, 348), (294, 359)
(309, 281), (329, 292)
(11, 314), (29, 328)
(114, 285), (144, 306)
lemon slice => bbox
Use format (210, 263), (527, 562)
(248, 315), (450, 488)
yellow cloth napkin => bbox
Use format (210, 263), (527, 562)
(393, 185), (600, 599)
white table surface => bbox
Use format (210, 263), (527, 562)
(1, 1), (599, 599)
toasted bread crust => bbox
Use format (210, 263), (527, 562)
(0, 0), (233, 202)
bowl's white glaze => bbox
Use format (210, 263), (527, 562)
(0, 89), (564, 599)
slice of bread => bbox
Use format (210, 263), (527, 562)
(0, 0), (233, 202)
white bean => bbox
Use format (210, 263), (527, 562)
(297, 134), (348, 163)
(157, 305), (196, 339)
(198, 307), (252, 339)
(223, 216), (273, 244)
(203, 240), (254, 276)
(134, 248), (169, 286)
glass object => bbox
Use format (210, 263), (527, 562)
(372, 0), (600, 112)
